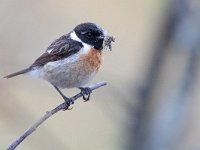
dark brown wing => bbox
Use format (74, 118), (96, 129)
(31, 35), (83, 67)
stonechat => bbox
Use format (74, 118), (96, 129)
(4, 22), (115, 105)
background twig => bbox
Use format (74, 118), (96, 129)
(7, 81), (107, 150)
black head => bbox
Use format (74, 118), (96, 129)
(74, 22), (105, 50)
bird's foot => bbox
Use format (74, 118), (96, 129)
(79, 87), (92, 101)
(63, 96), (74, 110)
(52, 84), (74, 110)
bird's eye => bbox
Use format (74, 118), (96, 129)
(85, 32), (93, 38)
(95, 32), (101, 37)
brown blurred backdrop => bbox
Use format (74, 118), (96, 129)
(1, 0), (200, 150)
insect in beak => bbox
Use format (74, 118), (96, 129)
(103, 36), (115, 51)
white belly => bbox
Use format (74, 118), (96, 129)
(30, 56), (96, 88)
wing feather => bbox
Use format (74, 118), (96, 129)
(31, 34), (83, 67)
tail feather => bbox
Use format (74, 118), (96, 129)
(4, 68), (31, 79)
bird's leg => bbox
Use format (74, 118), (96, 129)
(52, 85), (74, 108)
(78, 87), (92, 101)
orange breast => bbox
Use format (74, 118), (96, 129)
(79, 48), (103, 73)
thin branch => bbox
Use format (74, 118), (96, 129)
(7, 81), (107, 150)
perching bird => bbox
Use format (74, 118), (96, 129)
(4, 22), (115, 105)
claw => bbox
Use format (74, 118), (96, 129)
(52, 85), (75, 110)
(63, 99), (74, 110)
(79, 87), (92, 101)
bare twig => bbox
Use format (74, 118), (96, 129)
(7, 81), (107, 150)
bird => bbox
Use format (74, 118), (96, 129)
(4, 22), (115, 106)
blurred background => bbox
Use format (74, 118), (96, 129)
(1, 0), (200, 149)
